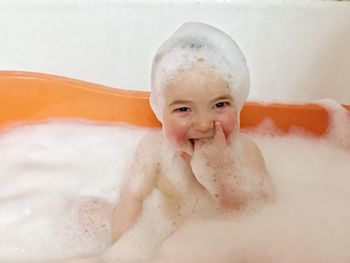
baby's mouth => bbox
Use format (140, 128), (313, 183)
(188, 136), (214, 147)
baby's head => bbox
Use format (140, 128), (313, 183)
(150, 22), (250, 153)
(150, 22), (250, 120)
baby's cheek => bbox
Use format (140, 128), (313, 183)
(224, 120), (237, 137)
(219, 115), (238, 138)
(174, 133), (188, 146)
(165, 118), (188, 146)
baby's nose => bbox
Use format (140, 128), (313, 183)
(193, 114), (214, 133)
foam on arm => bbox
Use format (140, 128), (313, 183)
(218, 135), (274, 209)
(111, 132), (160, 242)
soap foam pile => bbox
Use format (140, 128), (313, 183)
(151, 101), (350, 263)
(153, 135), (350, 263)
(0, 102), (349, 263)
(0, 121), (148, 262)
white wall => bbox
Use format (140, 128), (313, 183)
(0, 0), (349, 104)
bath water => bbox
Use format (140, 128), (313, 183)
(0, 121), (148, 262)
(0, 103), (349, 263)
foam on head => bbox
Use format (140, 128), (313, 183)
(150, 22), (250, 122)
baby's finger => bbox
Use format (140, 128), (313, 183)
(185, 140), (194, 156)
(226, 132), (233, 146)
(193, 138), (205, 151)
(180, 151), (192, 162)
(214, 122), (226, 145)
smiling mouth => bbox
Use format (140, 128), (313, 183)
(188, 137), (212, 147)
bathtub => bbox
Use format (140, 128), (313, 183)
(1, 70), (349, 135)
(0, 71), (350, 136)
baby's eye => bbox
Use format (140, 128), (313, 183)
(174, 107), (190, 112)
(213, 101), (230, 109)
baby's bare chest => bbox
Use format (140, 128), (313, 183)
(155, 149), (214, 215)
(158, 154), (194, 196)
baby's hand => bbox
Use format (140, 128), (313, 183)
(190, 122), (235, 196)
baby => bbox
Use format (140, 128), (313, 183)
(109, 22), (274, 260)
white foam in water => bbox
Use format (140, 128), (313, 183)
(153, 136), (350, 262)
(320, 99), (350, 149)
(0, 120), (148, 262)
(0, 102), (349, 263)
(151, 101), (350, 263)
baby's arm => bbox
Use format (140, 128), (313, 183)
(222, 134), (274, 207)
(190, 122), (273, 209)
(111, 187), (143, 242)
(111, 132), (160, 242)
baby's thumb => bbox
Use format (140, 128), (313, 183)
(214, 122), (226, 145)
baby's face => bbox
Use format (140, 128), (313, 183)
(162, 67), (238, 155)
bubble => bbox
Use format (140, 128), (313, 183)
(0, 121), (148, 262)
(319, 99), (350, 150)
(1, 106), (350, 262)
(151, 106), (350, 262)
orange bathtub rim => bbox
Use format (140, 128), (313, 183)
(0, 70), (349, 136)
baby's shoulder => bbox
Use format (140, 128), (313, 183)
(237, 133), (260, 151)
(132, 129), (174, 171)
(236, 134), (275, 201)
(236, 133), (266, 168)
(126, 130), (164, 197)
(136, 129), (163, 154)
